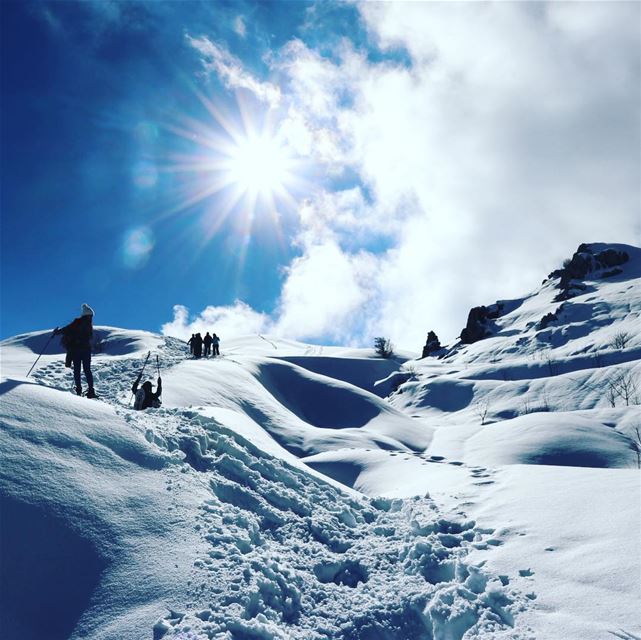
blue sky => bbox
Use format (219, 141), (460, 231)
(2, 1), (640, 348)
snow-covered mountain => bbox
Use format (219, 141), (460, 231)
(1, 243), (639, 640)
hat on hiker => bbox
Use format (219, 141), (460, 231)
(81, 303), (94, 317)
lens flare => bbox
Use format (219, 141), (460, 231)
(121, 226), (155, 269)
(132, 160), (158, 189)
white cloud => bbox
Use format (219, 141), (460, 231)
(276, 2), (640, 348)
(161, 301), (269, 341)
(173, 3), (640, 351)
(274, 240), (378, 343)
(186, 35), (281, 108)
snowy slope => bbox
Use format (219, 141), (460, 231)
(1, 242), (640, 640)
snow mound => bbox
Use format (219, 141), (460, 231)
(0, 378), (200, 640)
(275, 354), (403, 397)
(464, 412), (636, 468)
(256, 359), (386, 429)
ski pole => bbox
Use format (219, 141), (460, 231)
(26, 331), (56, 377)
(129, 351), (151, 405)
(156, 355), (160, 378)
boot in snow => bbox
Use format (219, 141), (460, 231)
(86, 388), (97, 399)
(75, 386), (82, 396)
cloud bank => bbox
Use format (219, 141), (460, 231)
(166, 2), (640, 350)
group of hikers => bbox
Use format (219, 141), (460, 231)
(187, 332), (220, 358)
(50, 303), (221, 410)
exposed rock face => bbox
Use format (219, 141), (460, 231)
(547, 244), (629, 302)
(421, 331), (442, 358)
(460, 303), (504, 344)
(538, 303), (566, 330)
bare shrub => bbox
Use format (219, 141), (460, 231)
(475, 399), (490, 425)
(606, 370), (639, 407)
(611, 331), (631, 350)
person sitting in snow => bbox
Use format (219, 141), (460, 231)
(54, 303), (97, 398)
(132, 374), (162, 410)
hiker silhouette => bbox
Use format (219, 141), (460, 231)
(54, 303), (96, 397)
(212, 333), (220, 357)
(203, 332), (213, 357)
(132, 375), (162, 410)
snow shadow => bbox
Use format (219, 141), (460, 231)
(0, 496), (108, 640)
(256, 361), (381, 428)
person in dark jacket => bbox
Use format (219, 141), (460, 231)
(54, 303), (96, 397)
(203, 332), (213, 357)
(193, 333), (203, 358)
(187, 334), (195, 355)
(132, 375), (162, 410)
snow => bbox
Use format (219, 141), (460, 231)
(1, 242), (640, 639)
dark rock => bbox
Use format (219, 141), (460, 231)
(598, 248), (629, 268)
(538, 303), (566, 330)
(421, 331), (442, 358)
(602, 268), (623, 278)
(553, 282), (587, 302)
(460, 303), (504, 344)
(547, 244), (628, 301)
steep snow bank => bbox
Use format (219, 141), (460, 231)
(0, 378), (207, 640)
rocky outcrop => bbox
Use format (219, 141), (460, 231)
(421, 331), (442, 358)
(538, 303), (566, 330)
(547, 244), (629, 301)
(460, 303), (504, 344)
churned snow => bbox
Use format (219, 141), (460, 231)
(1, 243), (640, 639)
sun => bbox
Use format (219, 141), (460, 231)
(157, 91), (313, 264)
(225, 133), (292, 199)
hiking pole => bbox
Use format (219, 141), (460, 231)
(26, 331), (56, 377)
(129, 351), (151, 405)
(156, 355), (160, 378)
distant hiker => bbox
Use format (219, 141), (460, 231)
(193, 333), (203, 358)
(187, 334), (196, 355)
(54, 303), (96, 398)
(203, 332), (213, 357)
(212, 333), (220, 357)
(132, 374), (162, 410)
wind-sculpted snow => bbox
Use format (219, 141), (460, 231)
(159, 356), (432, 457)
(464, 412), (636, 468)
(0, 335), (531, 640)
(274, 354), (404, 397)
